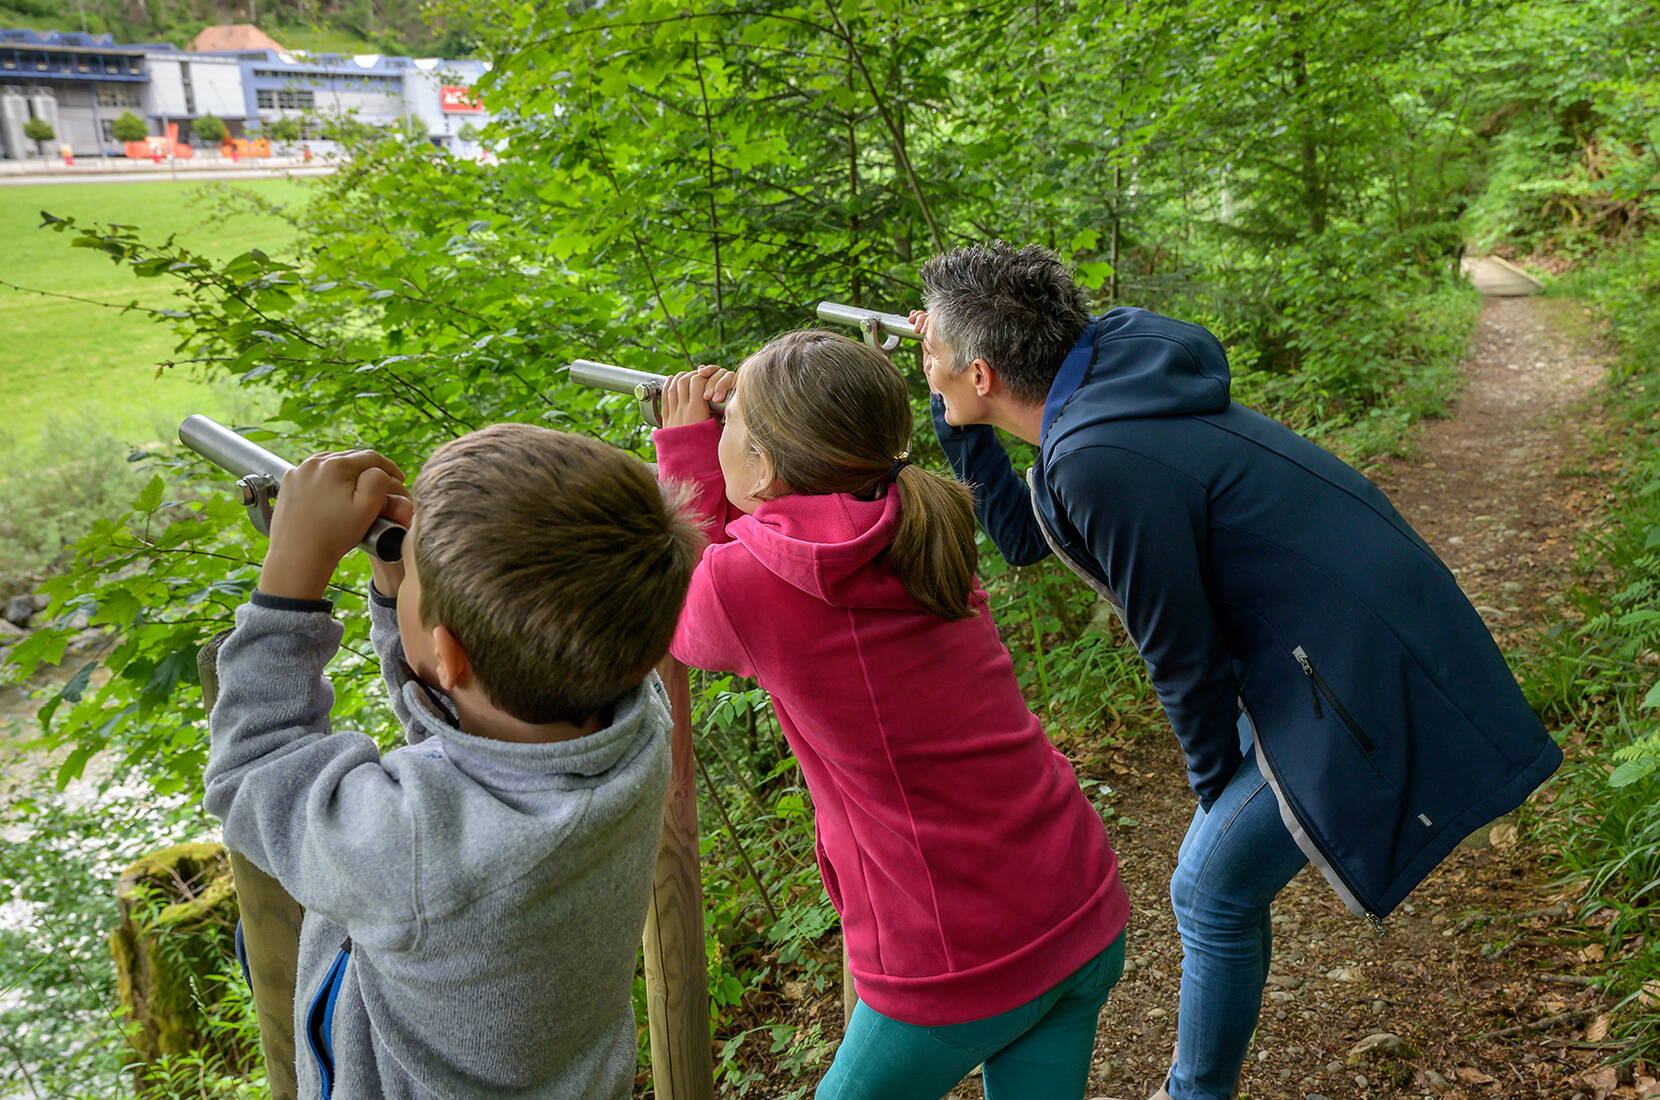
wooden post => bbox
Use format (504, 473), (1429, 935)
(842, 938), (858, 1029)
(199, 635), (304, 1100)
(833, 935), (855, 1071)
(642, 656), (714, 1099)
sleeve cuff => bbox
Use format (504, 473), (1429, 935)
(369, 583), (398, 608)
(251, 591), (335, 614)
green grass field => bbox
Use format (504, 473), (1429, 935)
(0, 179), (309, 449)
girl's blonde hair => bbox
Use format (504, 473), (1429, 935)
(738, 329), (978, 620)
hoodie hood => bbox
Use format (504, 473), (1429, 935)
(1041, 307), (1232, 449)
(729, 488), (918, 611)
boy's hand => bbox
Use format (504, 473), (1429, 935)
(260, 450), (406, 602)
(660, 364), (736, 428)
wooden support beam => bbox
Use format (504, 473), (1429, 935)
(642, 656), (715, 1099)
(199, 635), (303, 1100)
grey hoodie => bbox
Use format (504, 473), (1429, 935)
(204, 589), (669, 1098)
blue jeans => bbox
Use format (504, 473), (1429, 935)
(1166, 714), (1308, 1100)
(817, 933), (1126, 1100)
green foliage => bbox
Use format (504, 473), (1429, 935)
(262, 115), (303, 146)
(0, 416), (147, 587)
(1523, 228), (1660, 1060)
(193, 115), (228, 147)
(23, 115), (53, 149)
(111, 111), (150, 143)
(1461, 0), (1660, 256)
(0, 780), (215, 1098)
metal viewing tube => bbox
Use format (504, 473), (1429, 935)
(179, 415), (406, 562)
(569, 359), (727, 429)
(814, 302), (919, 353)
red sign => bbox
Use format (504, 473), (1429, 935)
(440, 85), (483, 113)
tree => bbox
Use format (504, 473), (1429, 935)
(265, 114), (303, 148)
(456, 121), (480, 143)
(193, 114), (228, 145)
(110, 111), (148, 143)
(22, 117), (53, 156)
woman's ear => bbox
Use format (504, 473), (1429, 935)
(432, 625), (473, 694)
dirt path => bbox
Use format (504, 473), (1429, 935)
(1076, 294), (1630, 1100)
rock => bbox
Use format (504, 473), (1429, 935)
(1326, 966), (1364, 983)
(3, 595), (32, 627)
(1420, 1068), (1453, 1092)
(1353, 1076), (1369, 1089)
(1267, 972), (1305, 989)
(1349, 1032), (1414, 1063)
(31, 592), (49, 611)
(1269, 990), (1295, 1002)
(1146, 1007), (1168, 1020)
(1325, 1060), (1344, 1074)
(0, 619), (24, 645)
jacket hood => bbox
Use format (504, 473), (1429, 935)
(1042, 307), (1232, 449)
(729, 489), (917, 611)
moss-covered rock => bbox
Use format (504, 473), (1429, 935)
(111, 841), (251, 1091)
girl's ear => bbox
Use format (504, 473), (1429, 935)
(749, 447), (782, 501)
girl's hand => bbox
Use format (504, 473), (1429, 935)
(660, 364), (736, 427)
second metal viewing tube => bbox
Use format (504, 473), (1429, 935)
(569, 360), (727, 429)
(814, 302), (919, 353)
(179, 414), (407, 562)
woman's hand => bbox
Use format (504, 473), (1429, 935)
(660, 363), (738, 427)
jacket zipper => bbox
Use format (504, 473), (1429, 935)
(1293, 646), (1377, 754)
(305, 937), (353, 1098)
(1253, 718), (1391, 939)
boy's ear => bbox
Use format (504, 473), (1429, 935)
(432, 625), (473, 694)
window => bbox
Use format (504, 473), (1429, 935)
(277, 89), (313, 109)
(256, 89), (275, 109)
(98, 85), (140, 107)
(101, 119), (115, 141)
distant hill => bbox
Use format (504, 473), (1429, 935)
(0, 0), (475, 57)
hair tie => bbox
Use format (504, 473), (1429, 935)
(885, 456), (912, 482)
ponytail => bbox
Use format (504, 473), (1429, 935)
(889, 465), (978, 621)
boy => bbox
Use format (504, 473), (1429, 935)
(204, 425), (703, 1098)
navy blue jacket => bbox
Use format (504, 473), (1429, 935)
(934, 307), (1560, 920)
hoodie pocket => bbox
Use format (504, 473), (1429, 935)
(304, 939), (352, 1099)
(815, 838), (844, 914)
(1292, 646), (1378, 755)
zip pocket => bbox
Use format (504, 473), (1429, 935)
(304, 938), (352, 1098)
(1292, 646), (1378, 754)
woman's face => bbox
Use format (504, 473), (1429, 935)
(716, 382), (775, 514)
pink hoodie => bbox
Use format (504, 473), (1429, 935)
(656, 419), (1128, 1026)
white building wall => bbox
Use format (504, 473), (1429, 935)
(190, 59), (244, 117)
(145, 58), (187, 117)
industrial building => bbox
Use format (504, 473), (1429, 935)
(0, 26), (489, 161)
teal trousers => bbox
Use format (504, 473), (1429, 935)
(816, 932), (1127, 1100)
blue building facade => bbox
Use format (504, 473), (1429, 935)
(0, 28), (491, 160)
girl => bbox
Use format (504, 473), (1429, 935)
(654, 330), (1129, 1100)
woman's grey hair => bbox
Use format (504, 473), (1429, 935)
(919, 241), (1092, 405)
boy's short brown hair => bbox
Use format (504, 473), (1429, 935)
(412, 424), (703, 725)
